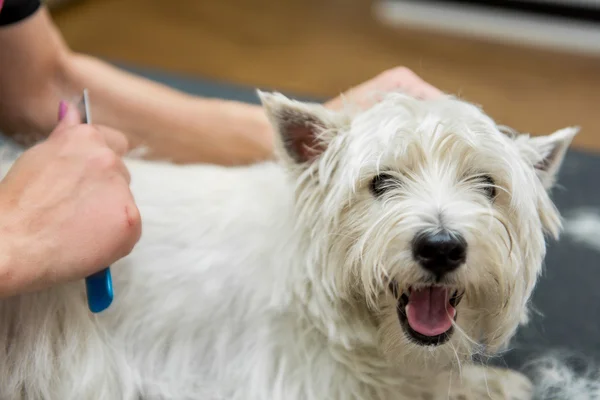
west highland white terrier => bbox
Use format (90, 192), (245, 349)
(0, 91), (592, 400)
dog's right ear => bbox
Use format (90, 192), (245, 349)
(258, 90), (348, 166)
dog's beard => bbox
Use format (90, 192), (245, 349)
(369, 246), (535, 376)
(376, 296), (474, 375)
(374, 274), (505, 374)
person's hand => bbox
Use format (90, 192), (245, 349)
(0, 101), (141, 297)
(325, 66), (444, 111)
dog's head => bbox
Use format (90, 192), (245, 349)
(259, 91), (576, 372)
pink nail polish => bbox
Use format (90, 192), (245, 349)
(58, 101), (68, 121)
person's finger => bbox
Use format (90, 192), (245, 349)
(417, 83), (444, 100)
(115, 158), (132, 184)
(95, 125), (130, 156)
(55, 101), (81, 128)
(108, 193), (142, 263)
(95, 149), (132, 184)
(50, 101), (83, 141)
(121, 197), (142, 254)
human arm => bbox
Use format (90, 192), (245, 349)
(64, 63), (443, 165)
(0, 5), (274, 165)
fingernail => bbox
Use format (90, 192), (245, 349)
(58, 101), (68, 121)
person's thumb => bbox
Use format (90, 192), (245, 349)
(55, 100), (81, 130)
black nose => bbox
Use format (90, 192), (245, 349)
(412, 230), (467, 277)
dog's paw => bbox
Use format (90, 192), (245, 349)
(442, 365), (533, 400)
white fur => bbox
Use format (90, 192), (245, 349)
(564, 208), (600, 252)
(0, 92), (587, 399)
(525, 352), (600, 400)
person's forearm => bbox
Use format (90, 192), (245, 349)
(0, 7), (69, 145)
(0, 7), (274, 165)
(64, 54), (274, 165)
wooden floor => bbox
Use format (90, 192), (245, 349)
(51, 0), (600, 152)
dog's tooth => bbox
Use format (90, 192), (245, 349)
(388, 280), (399, 298)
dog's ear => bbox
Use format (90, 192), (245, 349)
(516, 127), (578, 189)
(258, 90), (347, 165)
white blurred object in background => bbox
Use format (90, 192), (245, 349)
(373, 0), (600, 55)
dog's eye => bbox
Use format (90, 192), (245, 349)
(479, 175), (496, 199)
(370, 173), (400, 197)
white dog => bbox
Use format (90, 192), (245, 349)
(0, 91), (590, 399)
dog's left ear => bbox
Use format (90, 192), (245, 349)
(516, 127), (579, 189)
(258, 90), (348, 166)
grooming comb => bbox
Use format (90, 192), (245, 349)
(78, 89), (114, 313)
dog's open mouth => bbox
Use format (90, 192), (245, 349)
(389, 281), (463, 346)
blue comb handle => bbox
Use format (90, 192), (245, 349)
(85, 267), (113, 313)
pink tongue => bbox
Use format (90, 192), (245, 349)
(406, 287), (455, 337)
